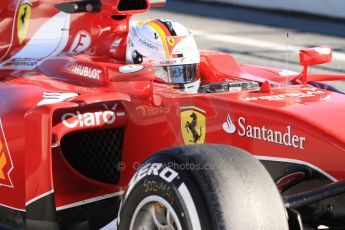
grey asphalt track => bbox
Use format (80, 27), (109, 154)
(134, 0), (345, 74)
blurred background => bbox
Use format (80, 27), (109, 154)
(134, 0), (345, 74)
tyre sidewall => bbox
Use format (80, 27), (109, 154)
(117, 154), (210, 230)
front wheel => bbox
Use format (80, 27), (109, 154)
(117, 144), (289, 230)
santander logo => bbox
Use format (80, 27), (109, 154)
(223, 114), (236, 134)
(223, 114), (306, 150)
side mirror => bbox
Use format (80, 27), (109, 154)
(149, 0), (166, 7)
(294, 46), (332, 84)
(300, 46), (332, 66)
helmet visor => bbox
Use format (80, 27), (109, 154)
(154, 64), (198, 84)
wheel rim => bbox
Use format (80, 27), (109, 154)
(129, 195), (183, 230)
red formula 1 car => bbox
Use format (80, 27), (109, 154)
(1, 0), (345, 229)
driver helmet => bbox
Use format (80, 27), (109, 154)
(126, 19), (200, 93)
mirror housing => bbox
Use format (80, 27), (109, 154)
(294, 46), (332, 84)
(300, 46), (332, 66)
(149, 0), (166, 7)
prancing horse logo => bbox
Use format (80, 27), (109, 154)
(17, 0), (32, 44)
(185, 113), (202, 143)
(180, 106), (206, 144)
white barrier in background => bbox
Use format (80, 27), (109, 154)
(203, 0), (345, 20)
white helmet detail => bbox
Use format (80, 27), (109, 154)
(126, 19), (200, 93)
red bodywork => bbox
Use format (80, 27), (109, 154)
(0, 0), (344, 228)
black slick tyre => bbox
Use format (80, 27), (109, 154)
(117, 144), (289, 230)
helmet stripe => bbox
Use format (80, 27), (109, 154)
(146, 21), (171, 59)
(155, 20), (178, 58)
(153, 19), (172, 36)
(158, 19), (177, 36)
(154, 20), (180, 58)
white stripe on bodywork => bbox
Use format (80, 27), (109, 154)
(0, 12), (70, 70)
(256, 155), (337, 182)
(178, 183), (202, 230)
(0, 203), (26, 212)
(56, 191), (124, 211)
(25, 189), (54, 206)
(25, 190), (124, 211)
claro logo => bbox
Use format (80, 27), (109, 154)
(62, 104), (124, 128)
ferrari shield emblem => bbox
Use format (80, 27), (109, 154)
(0, 119), (14, 188)
(17, 0), (32, 44)
(180, 106), (206, 144)
(165, 36), (186, 56)
(168, 37), (175, 46)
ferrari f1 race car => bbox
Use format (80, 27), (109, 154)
(0, 0), (345, 229)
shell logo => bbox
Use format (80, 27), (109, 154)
(0, 119), (14, 188)
(0, 143), (6, 180)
